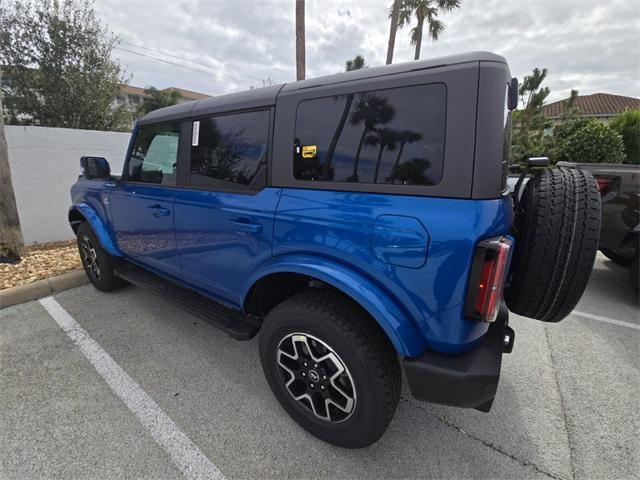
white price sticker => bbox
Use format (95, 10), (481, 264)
(192, 121), (200, 146)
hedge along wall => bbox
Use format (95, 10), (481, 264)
(5, 126), (130, 244)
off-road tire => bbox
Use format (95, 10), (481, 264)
(76, 222), (124, 292)
(601, 248), (633, 266)
(506, 167), (601, 322)
(259, 289), (401, 448)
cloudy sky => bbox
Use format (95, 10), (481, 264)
(94, 0), (640, 103)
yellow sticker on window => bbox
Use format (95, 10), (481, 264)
(301, 145), (317, 158)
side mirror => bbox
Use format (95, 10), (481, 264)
(80, 156), (111, 179)
(508, 77), (518, 111)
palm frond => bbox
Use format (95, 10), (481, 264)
(428, 19), (444, 41)
(397, 7), (413, 28)
(437, 0), (461, 11)
(410, 26), (420, 45)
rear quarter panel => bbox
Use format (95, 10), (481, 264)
(273, 189), (513, 353)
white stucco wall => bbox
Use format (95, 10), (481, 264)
(5, 126), (131, 244)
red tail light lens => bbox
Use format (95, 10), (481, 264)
(595, 176), (612, 195)
(465, 236), (513, 322)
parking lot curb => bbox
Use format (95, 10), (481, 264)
(0, 270), (88, 309)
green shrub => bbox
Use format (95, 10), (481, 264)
(551, 118), (625, 164)
(609, 109), (640, 165)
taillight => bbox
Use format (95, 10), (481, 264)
(595, 176), (612, 195)
(465, 236), (513, 322)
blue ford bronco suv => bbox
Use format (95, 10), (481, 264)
(69, 52), (601, 448)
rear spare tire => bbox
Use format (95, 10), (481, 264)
(506, 167), (601, 322)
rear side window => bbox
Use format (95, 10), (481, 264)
(128, 124), (180, 185)
(293, 83), (446, 186)
(190, 110), (269, 191)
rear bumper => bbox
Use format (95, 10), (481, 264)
(403, 305), (513, 412)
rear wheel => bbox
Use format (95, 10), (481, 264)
(506, 167), (601, 322)
(76, 222), (123, 292)
(601, 248), (633, 266)
(259, 289), (401, 448)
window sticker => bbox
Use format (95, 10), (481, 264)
(192, 121), (200, 147)
(301, 145), (317, 158)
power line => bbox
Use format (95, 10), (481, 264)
(121, 40), (265, 83)
(114, 46), (255, 88)
(115, 46), (253, 87)
(119, 40), (264, 84)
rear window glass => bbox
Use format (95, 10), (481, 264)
(190, 110), (269, 191)
(293, 83), (446, 186)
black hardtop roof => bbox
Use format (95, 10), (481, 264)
(137, 51), (505, 126)
(136, 83), (283, 126)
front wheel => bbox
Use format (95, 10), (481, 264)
(259, 290), (401, 448)
(76, 222), (123, 292)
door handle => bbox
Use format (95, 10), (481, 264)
(148, 205), (170, 217)
(229, 219), (262, 234)
(103, 181), (116, 188)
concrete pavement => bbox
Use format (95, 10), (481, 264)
(1, 253), (638, 479)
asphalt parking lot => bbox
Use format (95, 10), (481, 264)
(1, 253), (638, 480)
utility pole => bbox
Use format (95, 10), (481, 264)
(386, 0), (401, 65)
(295, 0), (306, 80)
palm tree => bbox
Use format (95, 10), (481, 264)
(347, 94), (395, 182)
(0, 67), (25, 262)
(322, 55), (368, 178)
(366, 128), (401, 183)
(386, 0), (402, 64)
(387, 0), (402, 65)
(398, 0), (461, 60)
(345, 55), (366, 72)
(392, 130), (422, 169)
(295, 0), (306, 80)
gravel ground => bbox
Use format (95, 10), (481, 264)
(0, 240), (81, 290)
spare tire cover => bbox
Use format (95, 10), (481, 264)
(506, 167), (601, 322)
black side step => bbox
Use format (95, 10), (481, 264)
(115, 263), (260, 340)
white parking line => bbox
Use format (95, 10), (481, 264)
(572, 310), (640, 331)
(39, 296), (225, 480)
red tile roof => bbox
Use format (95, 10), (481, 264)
(120, 85), (147, 96)
(161, 87), (210, 100)
(543, 93), (640, 118)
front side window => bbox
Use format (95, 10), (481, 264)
(294, 83), (446, 186)
(128, 124), (180, 185)
(190, 110), (269, 190)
